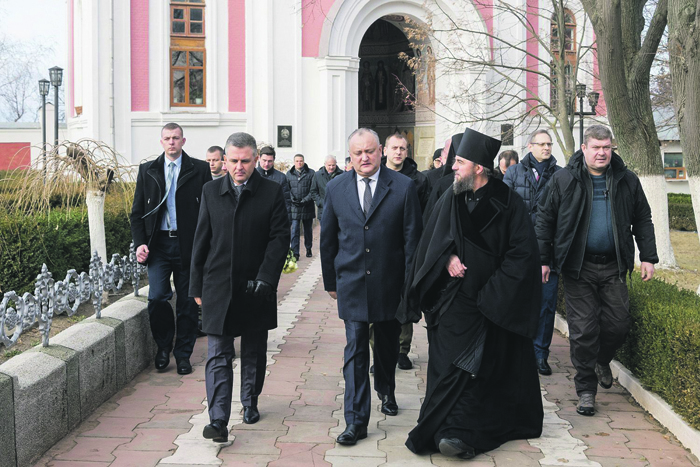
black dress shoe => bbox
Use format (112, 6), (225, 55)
(243, 406), (260, 424)
(306, 249), (312, 257)
(155, 349), (169, 370)
(379, 393), (398, 416)
(536, 358), (552, 376)
(397, 353), (413, 370)
(177, 358), (192, 375)
(336, 424), (367, 445)
(438, 438), (476, 459)
(203, 419), (228, 442)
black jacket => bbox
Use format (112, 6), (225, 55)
(286, 164), (316, 220)
(535, 150), (658, 279)
(256, 166), (292, 215)
(130, 151), (212, 268)
(310, 165), (343, 220)
(381, 156), (431, 213)
(189, 170), (290, 336)
(503, 153), (561, 226)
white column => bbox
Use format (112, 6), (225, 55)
(317, 56), (360, 159)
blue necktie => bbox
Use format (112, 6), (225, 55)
(164, 162), (176, 230)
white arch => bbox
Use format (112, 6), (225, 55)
(318, 0), (489, 58)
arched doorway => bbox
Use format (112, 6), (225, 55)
(357, 17), (435, 169)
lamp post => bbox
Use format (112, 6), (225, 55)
(49, 66), (63, 147)
(575, 83), (600, 145)
(39, 79), (50, 181)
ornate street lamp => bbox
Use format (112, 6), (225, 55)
(39, 79), (50, 181)
(49, 66), (63, 147)
(575, 83), (600, 145)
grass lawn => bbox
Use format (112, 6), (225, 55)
(654, 230), (700, 293)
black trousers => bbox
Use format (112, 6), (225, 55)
(343, 319), (401, 426)
(563, 259), (630, 395)
(146, 233), (198, 360)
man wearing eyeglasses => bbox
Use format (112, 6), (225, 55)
(536, 124), (658, 417)
(504, 129), (561, 377)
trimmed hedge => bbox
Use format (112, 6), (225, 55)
(617, 276), (700, 430)
(0, 208), (132, 295)
(558, 275), (700, 431)
(668, 193), (696, 231)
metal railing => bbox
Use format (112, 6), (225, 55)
(0, 243), (146, 350)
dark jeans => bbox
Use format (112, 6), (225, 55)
(343, 319), (401, 426)
(533, 271), (559, 359)
(290, 218), (313, 255)
(563, 260), (630, 395)
(147, 233), (198, 360)
(206, 330), (268, 424)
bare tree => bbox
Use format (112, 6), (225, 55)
(668, 0), (700, 250)
(400, 0), (599, 160)
(579, 0), (677, 267)
(0, 35), (53, 122)
(2, 140), (134, 263)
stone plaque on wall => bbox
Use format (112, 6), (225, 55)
(278, 126), (292, 148)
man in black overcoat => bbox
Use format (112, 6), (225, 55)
(190, 132), (290, 443)
(320, 128), (422, 446)
(130, 122), (212, 375)
(398, 128), (543, 459)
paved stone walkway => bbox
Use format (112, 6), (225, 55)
(35, 239), (699, 466)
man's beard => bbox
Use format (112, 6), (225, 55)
(453, 172), (476, 194)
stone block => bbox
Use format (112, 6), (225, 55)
(0, 372), (16, 467)
(99, 298), (154, 382)
(51, 321), (117, 420)
(84, 316), (126, 389)
(0, 351), (68, 467)
(34, 344), (81, 430)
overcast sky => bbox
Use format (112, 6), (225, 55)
(2, 0), (67, 72)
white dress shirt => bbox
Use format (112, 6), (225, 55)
(356, 166), (381, 212)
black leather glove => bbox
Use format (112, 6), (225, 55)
(246, 280), (274, 298)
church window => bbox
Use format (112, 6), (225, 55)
(170, 0), (205, 107)
(550, 9), (576, 109)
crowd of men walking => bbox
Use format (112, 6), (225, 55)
(130, 121), (658, 458)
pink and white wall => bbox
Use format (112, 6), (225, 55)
(65, 0), (603, 169)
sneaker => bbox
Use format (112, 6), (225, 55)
(595, 362), (613, 389)
(397, 353), (413, 370)
(576, 392), (595, 416)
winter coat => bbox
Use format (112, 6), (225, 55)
(381, 156), (431, 213)
(256, 166), (292, 216)
(189, 170), (290, 336)
(286, 164), (316, 220)
(503, 153), (561, 227)
(535, 150), (659, 280)
(310, 165), (344, 220)
(130, 151), (212, 268)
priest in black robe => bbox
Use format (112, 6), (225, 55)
(397, 128), (543, 459)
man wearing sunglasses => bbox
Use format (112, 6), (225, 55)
(504, 129), (561, 377)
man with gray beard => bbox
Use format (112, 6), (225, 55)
(397, 127), (543, 459)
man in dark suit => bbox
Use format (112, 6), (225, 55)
(190, 132), (290, 443)
(320, 128), (422, 446)
(130, 122), (212, 375)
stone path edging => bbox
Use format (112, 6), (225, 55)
(554, 313), (700, 460)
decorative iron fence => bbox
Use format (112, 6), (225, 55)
(0, 244), (146, 350)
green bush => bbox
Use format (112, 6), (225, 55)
(616, 276), (700, 430)
(0, 208), (132, 295)
(667, 193), (696, 231)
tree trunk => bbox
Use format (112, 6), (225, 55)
(86, 189), (107, 264)
(581, 0), (677, 267)
(668, 0), (700, 250)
